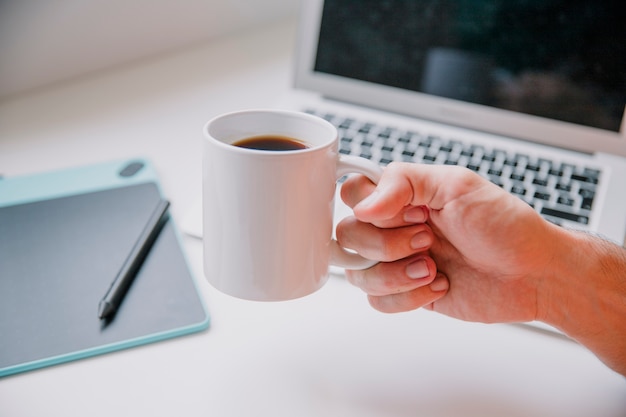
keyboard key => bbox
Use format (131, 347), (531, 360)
(510, 185), (527, 196)
(571, 173), (599, 184)
(557, 195), (575, 206)
(471, 144), (485, 154)
(359, 124), (373, 134)
(338, 119), (354, 129)
(549, 168), (564, 177)
(378, 128), (393, 139)
(579, 188), (595, 210)
(489, 177), (504, 187)
(541, 207), (589, 224)
(555, 183), (571, 192)
(538, 158), (553, 168)
(534, 191), (552, 201)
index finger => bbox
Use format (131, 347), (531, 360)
(341, 173), (429, 228)
(352, 162), (487, 224)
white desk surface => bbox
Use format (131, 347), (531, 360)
(1, 18), (624, 417)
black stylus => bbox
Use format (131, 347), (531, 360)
(98, 199), (170, 319)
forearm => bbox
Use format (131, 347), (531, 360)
(538, 226), (626, 376)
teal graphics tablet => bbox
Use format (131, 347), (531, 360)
(0, 159), (209, 377)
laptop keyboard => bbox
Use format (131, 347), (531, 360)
(304, 109), (601, 228)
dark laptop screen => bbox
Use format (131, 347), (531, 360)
(314, 0), (625, 132)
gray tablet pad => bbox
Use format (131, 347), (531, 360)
(0, 159), (209, 377)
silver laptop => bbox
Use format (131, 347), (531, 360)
(277, 0), (626, 246)
(186, 0), (626, 246)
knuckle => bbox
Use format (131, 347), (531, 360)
(366, 262), (410, 296)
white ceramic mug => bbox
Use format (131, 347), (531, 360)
(203, 109), (382, 301)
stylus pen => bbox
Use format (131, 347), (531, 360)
(98, 199), (170, 319)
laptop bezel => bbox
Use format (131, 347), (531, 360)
(293, 0), (626, 157)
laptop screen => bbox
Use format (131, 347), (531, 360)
(314, 0), (625, 133)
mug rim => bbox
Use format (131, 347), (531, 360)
(204, 109), (338, 155)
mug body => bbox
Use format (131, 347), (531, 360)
(203, 110), (338, 301)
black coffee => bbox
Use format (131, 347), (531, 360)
(232, 135), (309, 151)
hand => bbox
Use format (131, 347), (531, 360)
(337, 162), (559, 323)
(338, 162), (626, 376)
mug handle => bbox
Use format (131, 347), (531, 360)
(330, 155), (384, 270)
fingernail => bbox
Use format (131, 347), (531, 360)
(404, 206), (427, 223)
(430, 275), (449, 292)
(410, 231), (431, 249)
(406, 258), (429, 279)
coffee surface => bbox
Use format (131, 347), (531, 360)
(232, 135), (309, 151)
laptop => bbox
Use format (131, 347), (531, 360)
(186, 0), (626, 250)
(275, 0), (626, 244)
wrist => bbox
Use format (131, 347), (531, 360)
(537, 226), (626, 375)
(534, 225), (589, 326)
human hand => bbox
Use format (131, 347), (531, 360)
(337, 162), (560, 323)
